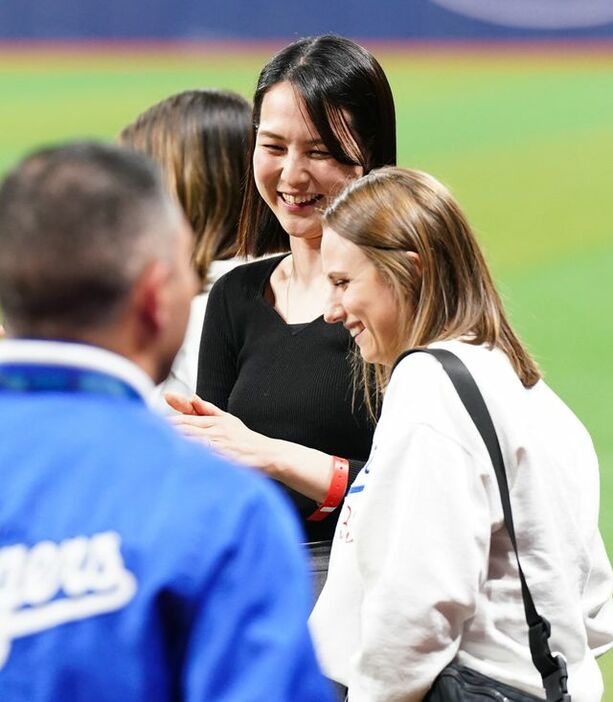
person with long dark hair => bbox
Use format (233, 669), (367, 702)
(168, 35), (397, 592)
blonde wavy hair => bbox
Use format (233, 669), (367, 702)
(323, 167), (541, 419)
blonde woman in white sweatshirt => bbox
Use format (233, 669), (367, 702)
(312, 167), (613, 701)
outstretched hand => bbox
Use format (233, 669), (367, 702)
(165, 392), (222, 417)
(164, 392), (335, 503)
(166, 392), (275, 472)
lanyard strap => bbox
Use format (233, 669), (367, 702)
(393, 348), (570, 702)
(0, 363), (142, 402)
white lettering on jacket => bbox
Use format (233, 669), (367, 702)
(0, 531), (137, 668)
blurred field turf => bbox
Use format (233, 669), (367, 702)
(0, 44), (612, 692)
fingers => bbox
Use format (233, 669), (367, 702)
(169, 415), (217, 430)
(170, 417), (216, 446)
(163, 392), (224, 418)
(190, 396), (225, 417)
(164, 392), (197, 415)
(177, 424), (212, 441)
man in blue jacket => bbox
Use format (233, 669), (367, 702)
(0, 142), (333, 702)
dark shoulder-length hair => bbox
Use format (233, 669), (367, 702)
(120, 89), (251, 286)
(237, 34), (397, 257)
(324, 167), (541, 418)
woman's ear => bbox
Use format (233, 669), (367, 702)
(404, 251), (421, 275)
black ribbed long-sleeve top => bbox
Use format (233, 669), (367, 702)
(196, 255), (374, 543)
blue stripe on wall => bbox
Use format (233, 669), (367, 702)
(2, 0), (613, 41)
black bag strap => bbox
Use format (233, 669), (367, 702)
(394, 348), (570, 702)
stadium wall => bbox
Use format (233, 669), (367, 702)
(2, 0), (613, 41)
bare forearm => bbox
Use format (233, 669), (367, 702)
(258, 438), (334, 504)
(168, 401), (337, 504)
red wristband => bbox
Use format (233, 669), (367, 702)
(307, 456), (349, 522)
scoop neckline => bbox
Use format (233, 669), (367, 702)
(257, 254), (325, 330)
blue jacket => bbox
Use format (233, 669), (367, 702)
(0, 340), (333, 702)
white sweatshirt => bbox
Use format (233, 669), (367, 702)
(310, 340), (613, 702)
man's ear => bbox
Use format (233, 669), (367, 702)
(131, 260), (172, 341)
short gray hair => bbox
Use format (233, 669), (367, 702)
(0, 141), (180, 336)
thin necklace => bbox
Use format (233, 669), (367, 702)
(285, 260), (294, 322)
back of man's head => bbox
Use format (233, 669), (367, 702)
(0, 141), (181, 338)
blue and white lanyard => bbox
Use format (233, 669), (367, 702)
(0, 363), (142, 401)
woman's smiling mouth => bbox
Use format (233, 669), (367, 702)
(349, 326), (365, 343)
(280, 192), (323, 207)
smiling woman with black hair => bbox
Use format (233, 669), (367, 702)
(168, 35), (397, 594)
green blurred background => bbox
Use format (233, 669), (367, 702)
(0, 44), (611, 691)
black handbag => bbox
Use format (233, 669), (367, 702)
(394, 348), (571, 702)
